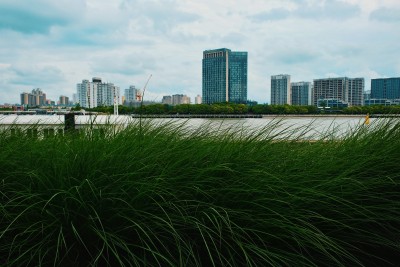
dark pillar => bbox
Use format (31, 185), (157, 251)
(64, 113), (75, 133)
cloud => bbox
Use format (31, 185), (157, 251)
(8, 64), (66, 86)
(90, 51), (157, 77)
(121, 0), (200, 35)
(370, 7), (400, 22)
(272, 51), (318, 65)
(221, 33), (247, 45)
(251, 0), (360, 22)
(297, 0), (360, 19)
(251, 8), (291, 22)
(0, 0), (85, 34)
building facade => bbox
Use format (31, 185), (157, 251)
(77, 79), (97, 108)
(77, 78), (120, 108)
(172, 94), (191, 105)
(20, 89), (47, 107)
(271, 75), (291, 105)
(291, 82), (311, 106)
(59, 96), (69, 106)
(313, 77), (364, 107)
(365, 99), (400, 106)
(161, 96), (172, 105)
(202, 48), (248, 104)
(195, 95), (202, 104)
(124, 86), (142, 105)
(371, 77), (400, 99)
(161, 94), (191, 105)
(97, 83), (120, 107)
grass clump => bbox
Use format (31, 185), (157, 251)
(1, 119), (400, 266)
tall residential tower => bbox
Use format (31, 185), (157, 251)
(202, 48), (248, 104)
(313, 77), (364, 107)
(271, 74), (291, 105)
(20, 88), (47, 107)
(291, 82), (312, 106)
(77, 77), (120, 108)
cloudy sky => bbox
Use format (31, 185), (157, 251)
(0, 0), (399, 104)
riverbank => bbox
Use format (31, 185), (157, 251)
(1, 120), (399, 266)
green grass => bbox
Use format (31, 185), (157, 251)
(1, 119), (400, 266)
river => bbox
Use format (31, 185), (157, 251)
(0, 114), (391, 140)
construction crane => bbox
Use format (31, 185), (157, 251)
(141, 74), (152, 103)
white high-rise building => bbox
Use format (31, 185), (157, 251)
(77, 80), (97, 108)
(271, 74), (291, 105)
(77, 78), (120, 108)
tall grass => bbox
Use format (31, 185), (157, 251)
(1, 119), (399, 266)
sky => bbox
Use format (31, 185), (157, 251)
(0, 0), (399, 104)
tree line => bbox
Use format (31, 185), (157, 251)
(73, 103), (400, 115)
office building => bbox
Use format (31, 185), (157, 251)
(371, 77), (400, 99)
(202, 48), (248, 104)
(291, 82), (311, 106)
(365, 99), (400, 106)
(20, 88), (47, 107)
(313, 77), (364, 107)
(271, 75), (291, 105)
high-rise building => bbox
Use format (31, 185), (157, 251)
(59, 96), (69, 106)
(195, 95), (202, 104)
(77, 79), (96, 108)
(98, 83), (120, 106)
(77, 78), (120, 108)
(271, 75), (291, 105)
(313, 77), (364, 107)
(124, 85), (142, 105)
(162, 95), (172, 105)
(20, 93), (29, 106)
(291, 82), (312, 106)
(172, 94), (190, 105)
(371, 77), (400, 99)
(202, 48), (247, 104)
(20, 88), (46, 107)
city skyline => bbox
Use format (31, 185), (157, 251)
(1, 0), (399, 104)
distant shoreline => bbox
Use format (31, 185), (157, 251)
(262, 114), (366, 118)
(130, 114), (390, 119)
